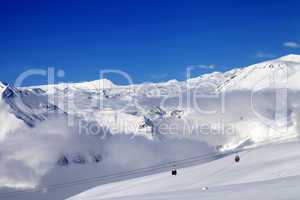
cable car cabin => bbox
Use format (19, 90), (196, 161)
(172, 169), (177, 176)
(235, 155), (240, 163)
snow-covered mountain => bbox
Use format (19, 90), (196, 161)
(24, 54), (300, 144)
(217, 54), (300, 91)
(1, 54), (300, 199)
(0, 82), (108, 189)
(0, 82), (63, 128)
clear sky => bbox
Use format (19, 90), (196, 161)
(1, 0), (300, 86)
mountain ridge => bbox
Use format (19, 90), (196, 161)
(21, 54), (300, 93)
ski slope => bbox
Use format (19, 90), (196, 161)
(69, 140), (300, 200)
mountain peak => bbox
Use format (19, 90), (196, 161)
(278, 54), (300, 63)
(68, 78), (115, 90)
(91, 79), (115, 88)
(0, 82), (9, 97)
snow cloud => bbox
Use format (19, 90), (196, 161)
(0, 116), (105, 189)
(283, 41), (300, 48)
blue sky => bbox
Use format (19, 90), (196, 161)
(1, 0), (300, 86)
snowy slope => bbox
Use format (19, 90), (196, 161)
(217, 54), (300, 91)
(70, 176), (300, 200)
(69, 140), (300, 200)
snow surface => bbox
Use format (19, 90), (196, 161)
(69, 141), (300, 200)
